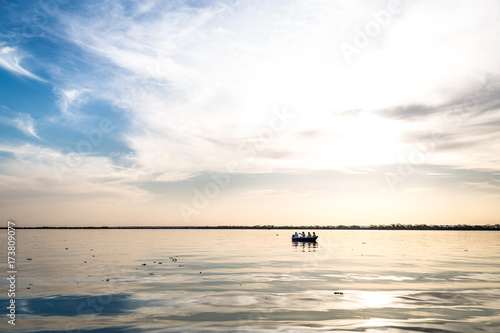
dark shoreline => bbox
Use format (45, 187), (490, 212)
(5, 224), (500, 230)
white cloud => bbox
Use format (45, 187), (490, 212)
(11, 113), (41, 139)
(0, 109), (41, 139)
(40, 0), (500, 180)
(0, 142), (168, 226)
(0, 142), (152, 202)
(55, 88), (92, 119)
(0, 43), (46, 82)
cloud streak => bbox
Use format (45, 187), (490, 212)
(55, 88), (92, 119)
(0, 107), (42, 139)
(0, 43), (45, 81)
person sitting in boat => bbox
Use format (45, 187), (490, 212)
(312, 232), (316, 237)
(301, 232), (306, 238)
(307, 232), (312, 237)
(293, 232), (299, 238)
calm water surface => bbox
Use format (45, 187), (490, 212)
(1, 229), (500, 332)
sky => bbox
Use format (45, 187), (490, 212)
(1, 0), (500, 227)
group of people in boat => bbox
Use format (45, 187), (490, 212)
(293, 231), (316, 238)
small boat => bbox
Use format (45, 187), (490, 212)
(291, 236), (318, 242)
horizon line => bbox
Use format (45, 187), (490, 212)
(4, 224), (500, 230)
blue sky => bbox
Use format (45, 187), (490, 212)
(1, 0), (500, 226)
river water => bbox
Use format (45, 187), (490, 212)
(1, 229), (499, 332)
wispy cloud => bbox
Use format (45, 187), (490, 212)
(54, 88), (92, 119)
(0, 142), (152, 200)
(0, 107), (42, 139)
(11, 112), (41, 139)
(0, 141), (163, 225)
(42, 0), (500, 181)
(0, 43), (46, 82)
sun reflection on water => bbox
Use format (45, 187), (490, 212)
(359, 291), (395, 307)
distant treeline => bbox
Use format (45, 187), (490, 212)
(7, 224), (500, 230)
